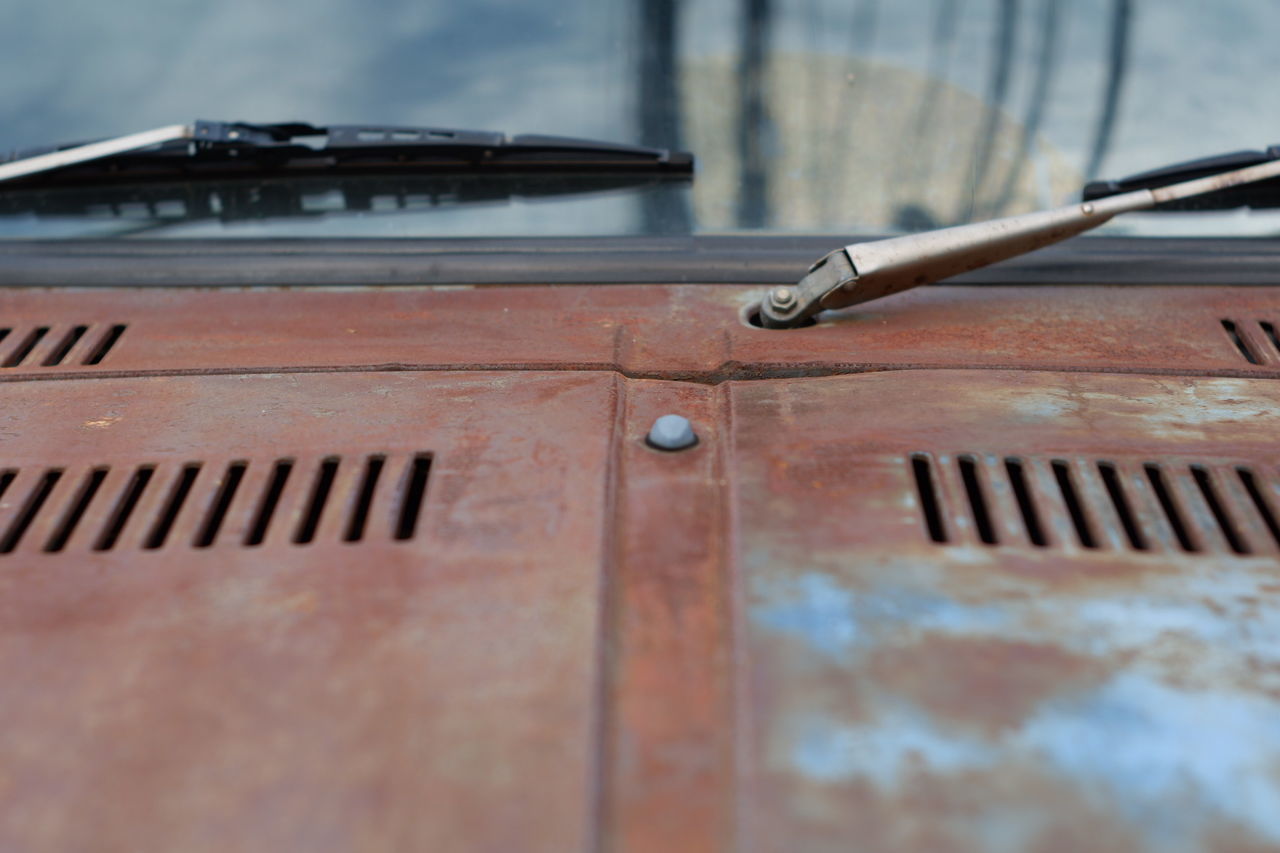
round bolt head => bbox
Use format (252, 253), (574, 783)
(647, 414), (698, 451)
(769, 287), (796, 309)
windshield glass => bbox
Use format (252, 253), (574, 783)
(3, 0), (1276, 239)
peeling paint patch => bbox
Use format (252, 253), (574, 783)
(775, 672), (1280, 846)
(1021, 673), (1280, 843)
(1074, 569), (1280, 644)
(787, 710), (993, 786)
(1008, 380), (1278, 437)
(753, 568), (1280, 843)
(752, 573), (860, 659)
(751, 571), (1009, 661)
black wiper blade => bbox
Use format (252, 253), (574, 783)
(0, 173), (686, 230)
(0, 120), (694, 189)
(1083, 146), (1280, 210)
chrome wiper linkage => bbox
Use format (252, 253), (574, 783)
(758, 149), (1280, 328)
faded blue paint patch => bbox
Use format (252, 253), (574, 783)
(788, 709), (994, 786)
(780, 673), (1280, 845)
(752, 573), (860, 659)
(1069, 571), (1280, 662)
(1008, 381), (1275, 434)
(790, 715), (860, 783)
(907, 591), (1010, 636)
(750, 571), (1008, 661)
(1021, 673), (1280, 843)
(751, 558), (1280, 845)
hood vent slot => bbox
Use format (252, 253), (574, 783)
(246, 460), (294, 546)
(295, 458), (339, 544)
(911, 454), (1280, 556)
(0, 323), (127, 368)
(394, 455), (432, 540)
(94, 467), (154, 551)
(0, 469), (62, 553)
(1097, 461), (1146, 550)
(2, 327), (50, 367)
(84, 324), (128, 365)
(1262, 321), (1280, 354)
(1003, 458), (1048, 547)
(910, 455), (947, 543)
(1221, 318), (1279, 365)
(1050, 459), (1098, 548)
(0, 453), (432, 555)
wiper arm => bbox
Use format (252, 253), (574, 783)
(0, 120), (693, 188)
(0, 123), (195, 184)
(759, 147), (1280, 328)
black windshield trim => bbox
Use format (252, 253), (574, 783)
(1, 236), (1279, 287)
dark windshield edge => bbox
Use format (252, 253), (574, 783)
(2, 235), (1279, 287)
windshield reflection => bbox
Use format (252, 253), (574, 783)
(2, 0), (1279, 238)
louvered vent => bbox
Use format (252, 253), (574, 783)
(0, 323), (126, 368)
(911, 454), (1280, 555)
(0, 453), (431, 555)
(1221, 318), (1280, 365)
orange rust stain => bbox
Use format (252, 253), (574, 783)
(867, 634), (1114, 736)
(271, 590), (319, 615)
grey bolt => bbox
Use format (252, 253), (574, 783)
(646, 414), (698, 451)
(769, 287), (796, 310)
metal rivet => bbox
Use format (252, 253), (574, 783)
(646, 414), (698, 451)
(769, 287), (796, 310)
(1081, 202), (1095, 215)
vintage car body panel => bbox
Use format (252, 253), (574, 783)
(0, 282), (1278, 851)
(0, 284), (1278, 379)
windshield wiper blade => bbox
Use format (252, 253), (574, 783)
(0, 173), (687, 231)
(0, 120), (694, 188)
(1083, 146), (1280, 210)
(759, 147), (1280, 328)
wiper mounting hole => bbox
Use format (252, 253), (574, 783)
(743, 304), (816, 330)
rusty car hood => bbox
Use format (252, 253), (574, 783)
(1, 281), (1279, 851)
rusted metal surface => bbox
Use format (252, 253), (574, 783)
(602, 380), (735, 853)
(730, 370), (1280, 852)
(1, 285), (1280, 380)
(0, 371), (616, 852)
(1, 282), (1280, 851)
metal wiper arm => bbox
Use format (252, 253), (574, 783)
(0, 123), (195, 184)
(759, 149), (1280, 328)
(0, 120), (693, 188)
